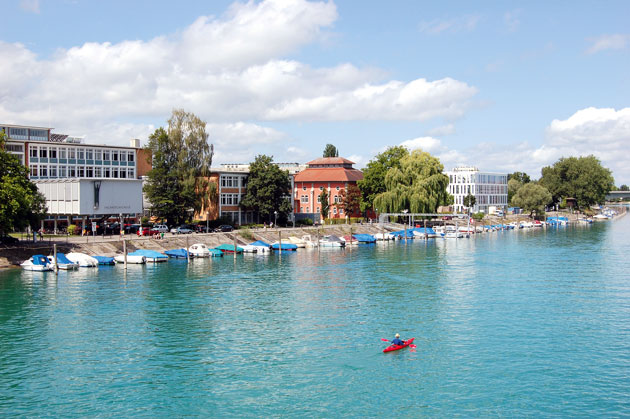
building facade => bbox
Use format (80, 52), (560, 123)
(293, 157), (363, 219)
(2, 123), (148, 231)
(445, 166), (508, 214)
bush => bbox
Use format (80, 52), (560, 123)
(239, 228), (254, 241)
(296, 218), (313, 226)
(472, 212), (485, 221)
(67, 225), (77, 235)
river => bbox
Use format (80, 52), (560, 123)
(1, 217), (629, 417)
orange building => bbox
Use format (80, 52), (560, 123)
(293, 157), (363, 219)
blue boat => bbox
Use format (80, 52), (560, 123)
(209, 248), (224, 257)
(128, 249), (168, 262)
(352, 234), (376, 243)
(215, 244), (244, 254)
(271, 243), (298, 251)
(165, 248), (189, 259)
(94, 256), (115, 265)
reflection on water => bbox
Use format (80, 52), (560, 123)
(1, 218), (630, 417)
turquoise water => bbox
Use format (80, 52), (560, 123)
(1, 217), (630, 417)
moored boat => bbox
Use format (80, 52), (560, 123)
(47, 253), (79, 270)
(114, 254), (146, 264)
(21, 254), (53, 271)
(318, 235), (346, 247)
(215, 244), (244, 254)
(128, 249), (168, 262)
(165, 248), (189, 258)
(66, 252), (99, 267)
(249, 240), (272, 253)
(189, 243), (211, 257)
(271, 243), (298, 251)
(94, 256), (116, 265)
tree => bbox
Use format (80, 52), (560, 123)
(240, 155), (292, 224)
(508, 172), (531, 184)
(511, 183), (552, 217)
(540, 155), (614, 208)
(339, 184), (362, 218)
(373, 149), (453, 213)
(319, 189), (329, 220)
(357, 146), (409, 213)
(619, 184), (629, 191)
(0, 131), (47, 234)
(144, 109), (214, 225)
(463, 193), (476, 214)
(508, 178), (523, 205)
(323, 144), (339, 158)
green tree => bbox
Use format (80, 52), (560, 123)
(373, 149), (453, 213)
(508, 172), (531, 184)
(540, 155), (614, 208)
(240, 155), (292, 224)
(0, 131), (47, 234)
(144, 109), (214, 225)
(463, 193), (476, 214)
(338, 184), (362, 218)
(319, 189), (329, 220)
(357, 146), (409, 213)
(323, 144), (339, 157)
(511, 183), (552, 217)
(619, 184), (629, 191)
(508, 178), (523, 205)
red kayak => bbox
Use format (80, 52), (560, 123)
(383, 337), (415, 353)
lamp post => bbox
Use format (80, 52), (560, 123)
(274, 211), (278, 228)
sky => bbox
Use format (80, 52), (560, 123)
(1, 0), (629, 183)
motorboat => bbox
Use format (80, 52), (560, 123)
(249, 240), (272, 253)
(301, 235), (318, 247)
(165, 248), (189, 258)
(352, 234), (377, 243)
(374, 232), (395, 241)
(285, 236), (307, 248)
(343, 235), (359, 246)
(412, 228), (439, 238)
(319, 235), (345, 248)
(114, 254), (146, 264)
(271, 243), (298, 251)
(189, 243), (211, 257)
(94, 256), (116, 265)
(21, 254), (53, 271)
(47, 253), (79, 270)
(215, 244), (244, 254)
(66, 252), (99, 267)
(128, 249), (168, 262)
(241, 244), (258, 253)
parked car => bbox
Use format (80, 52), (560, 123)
(195, 225), (208, 233)
(0, 235), (19, 245)
(151, 224), (169, 234)
(137, 227), (158, 236)
(214, 225), (234, 232)
(171, 225), (194, 234)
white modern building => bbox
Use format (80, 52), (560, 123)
(2, 123), (149, 231)
(445, 166), (508, 214)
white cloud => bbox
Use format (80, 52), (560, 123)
(19, 0), (40, 13)
(426, 123), (455, 136)
(586, 34), (629, 54)
(400, 136), (444, 153)
(419, 14), (481, 35)
(346, 154), (366, 168)
(0, 0), (478, 157)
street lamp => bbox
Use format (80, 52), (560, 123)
(274, 211), (278, 228)
(402, 209), (408, 226)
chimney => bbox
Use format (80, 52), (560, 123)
(130, 138), (140, 148)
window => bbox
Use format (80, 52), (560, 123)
(69, 166), (76, 177)
(119, 169), (126, 178)
(86, 167), (93, 178)
(127, 168), (134, 178)
(29, 129), (47, 141)
(59, 148), (67, 159)
(59, 166), (67, 177)
(95, 149), (102, 160)
(86, 149), (93, 160)
(301, 195), (309, 203)
(340, 208), (344, 214)
(334, 195), (340, 204)
(103, 150), (110, 161)
(69, 148), (76, 159)
(39, 165), (48, 177)
(112, 151), (119, 161)
(112, 167), (119, 178)
(78, 148), (85, 160)
(104, 167), (110, 178)
(9, 127), (27, 140)
(333, 207), (337, 214)
(39, 147), (47, 158)
(317, 195), (321, 203)
(30, 165), (37, 176)
(127, 151), (134, 162)
(78, 167), (85, 177)
(95, 167), (101, 178)
(49, 147), (57, 159)
(302, 186), (306, 191)
(50, 166), (57, 177)
(336, 186), (340, 191)
(120, 151), (126, 162)
(319, 186), (323, 191)
(30, 147), (38, 158)
(5, 144), (23, 152)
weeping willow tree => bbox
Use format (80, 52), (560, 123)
(373, 149), (453, 214)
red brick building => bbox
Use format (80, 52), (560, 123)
(293, 157), (363, 219)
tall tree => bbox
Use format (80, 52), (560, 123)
(512, 183), (552, 217)
(319, 189), (329, 220)
(373, 149), (453, 213)
(240, 155), (292, 224)
(540, 155), (614, 208)
(0, 131), (47, 234)
(508, 172), (531, 184)
(323, 144), (339, 157)
(463, 193), (476, 214)
(619, 184), (629, 191)
(357, 146), (409, 212)
(338, 184), (362, 218)
(144, 109), (214, 225)
(508, 178), (524, 205)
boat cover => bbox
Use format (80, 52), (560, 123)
(32, 254), (49, 265)
(165, 248), (188, 258)
(390, 230), (415, 238)
(271, 243), (298, 251)
(250, 240), (271, 247)
(54, 253), (76, 265)
(215, 244), (244, 253)
(352, 234), (376, 243)
(209, 248), (224, 257)
(411, 227), (436, 235)
(129, 249), (168, 260)
(94, 256), (115, 264)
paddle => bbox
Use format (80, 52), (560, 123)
(381, 338), (391, 342)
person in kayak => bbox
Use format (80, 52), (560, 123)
(391, 333), (404, 346)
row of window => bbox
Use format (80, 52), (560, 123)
(449, 184), (508, 195)
(220, 193), (242, 206)
(299, 194), (342, 204)
(298, 206), (344, 214)
(28, 146), (135, 162)
(299, 185), (342, 192)
(220, 175), (246, 188)
(29, 164), (135, 179)
(2, 127), (48, 141)
(448, 174), (507, 185)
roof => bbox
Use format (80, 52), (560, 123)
(294, 167), (363, 182)
(307, 157), (356, 165)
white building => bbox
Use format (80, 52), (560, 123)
(445, 166), (508, 214)
(2, 123), (147, 231)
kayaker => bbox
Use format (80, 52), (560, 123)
(391, 333), (404, 346)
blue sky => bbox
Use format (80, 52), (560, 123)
(1, 0), (629, 183)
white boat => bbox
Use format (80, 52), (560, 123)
(319, 235), (345, 248)
(241, 244), (258, 253)
(249, 240), (272, 253)
(593, 214), (609, 220)
(188, 243), (211, 257)
(66, 252), (99, 267)
(114, 254), (146, 264)
(301, 235), (318, 247)
(374, 233), (395, 241)
(47, 253), (79, 270)
(21, 254), (53, 271)
(519, 221), (534, 229)
(444, 227), (464, 238)
(285, 236), (307, 248)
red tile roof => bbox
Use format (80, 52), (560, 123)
(307, 157), (356, 165)
(294, 167), (363, 182)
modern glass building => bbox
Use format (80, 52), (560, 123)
(445, 166), (508, 214)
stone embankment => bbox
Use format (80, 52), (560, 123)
(0, 223), (399, 269)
